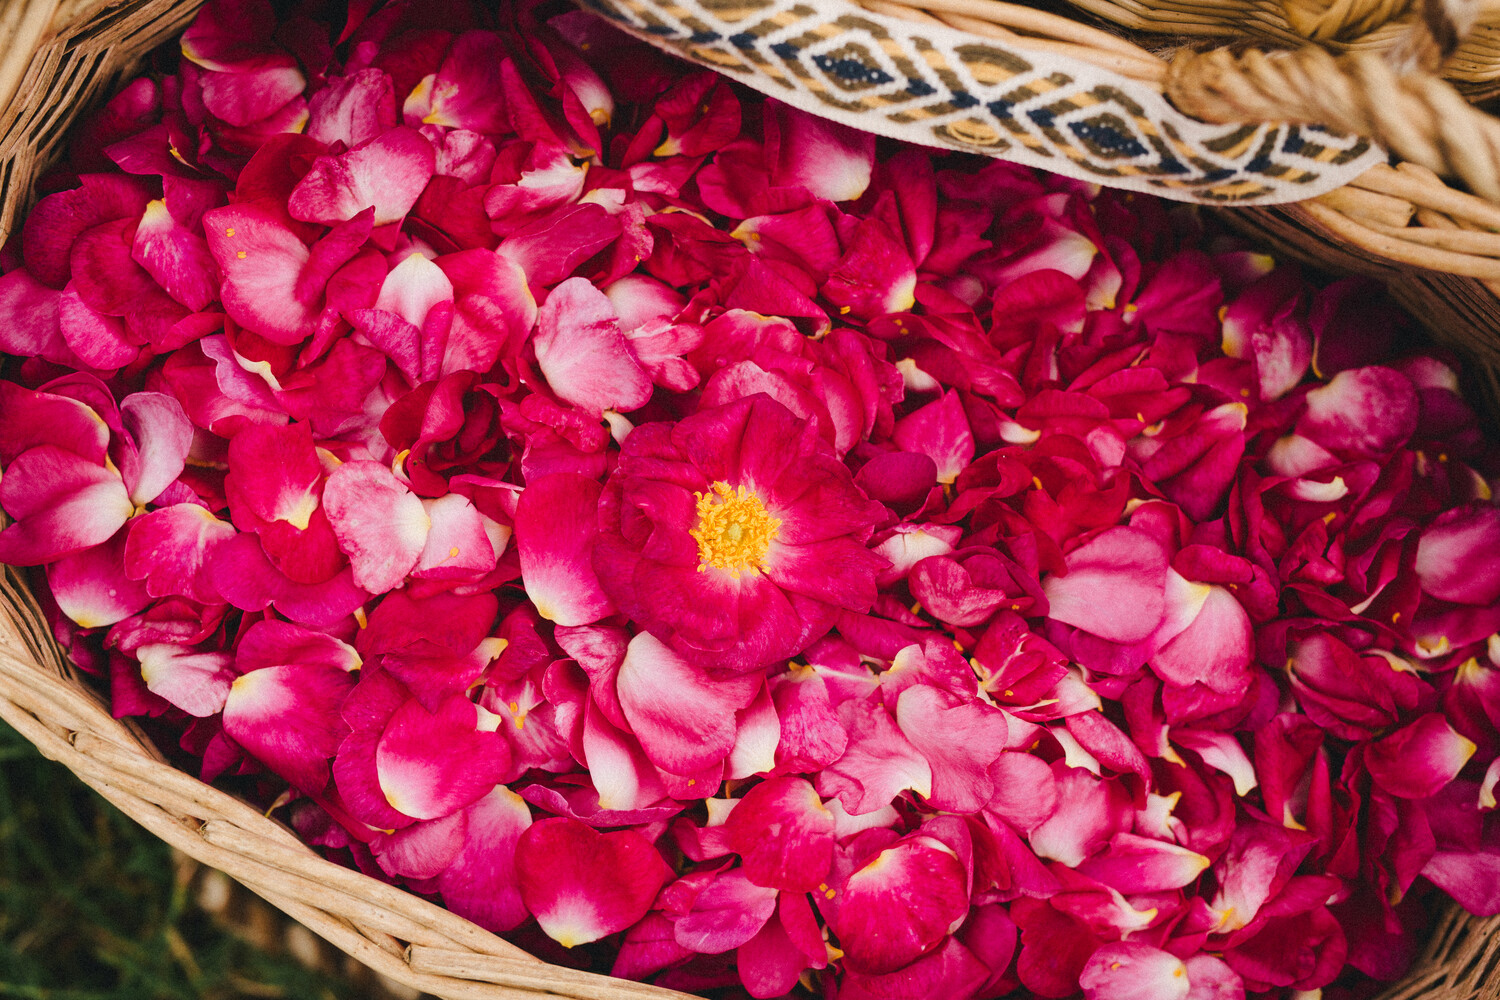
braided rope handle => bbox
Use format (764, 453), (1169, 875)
(1166, 43), (1500, 202)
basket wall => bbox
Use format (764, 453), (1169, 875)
(2, 2), (1500, 1000)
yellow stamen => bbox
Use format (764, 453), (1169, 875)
(689, 481), (781, 577)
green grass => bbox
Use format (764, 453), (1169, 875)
(0, 717), (359, 1000)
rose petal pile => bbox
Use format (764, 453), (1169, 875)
(3, 0), (1500, 997)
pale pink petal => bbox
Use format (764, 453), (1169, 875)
(377, 251), (454, 329)
(203, 201), (319, 345)
(1297, 365), (1418, 456)
(1043, 527), (1170, 644)
(1415, 504), (1500, 606)
(1173, 730), (1258, 797)
(1151, 585), (1252, 695)
(307, 68), (396, 148)
(119, 391), (194, 505)
(374, 811), (466, 880)
(892, 390), (974, 485)
(675, 869), (779, 953)
(617, 631), (761, 774)
(582, 700), (669, 812)
(1365, 713), (1476, 799)
(1075, 832), (1211, 892)
(289, 127), (435, 226)
(816, 697), (933, 815)
(1030, 766), (1132, 867)
(125, 503), (235, 602)
(0, 270), (68, 362)
(1080, 942), (1190, 1000)
(984, 751), (1059, 832)
(728, 683), (781, 780)
(532, 277), (651, 417)
(1184, 955), (1245, 1000)
(767, 101), (874, 202)
(138, 643), (236, 717)
(0, 447), (132, 565)
(896, 684), (1009, 813)
(200, 64), (306, 127)
(237, 625), (354, 681)
(132, 199), (219, 311)
(771, 665), (849, 772)
(323, 460), (430, 593)
(419, 32), (509, 133)
(414, 493), (496, 580)
(58, 285), (137, 369)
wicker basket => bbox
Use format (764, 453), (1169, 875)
(6, 0), (1500, 998)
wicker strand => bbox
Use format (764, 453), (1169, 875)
(1166, 44), (1500, 201)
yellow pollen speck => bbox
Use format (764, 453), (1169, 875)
(1173, 968), (1185, 978)
(236, 250), (247, 259)
(1004, 689), (1014, 697)
(824, 889), (836, 899)
(1393, 611), (1402, 623)
(839, 306), (851, 315)
(818, 883), (828, 892)
(1240, 388), (1251, 397)
(1111, 963), (1121, 971)
(225, 227), (235, 237)
(690, 481), (781, 577)
(1031, 476), (1044, 491)
(1440, 453), (1449, 462)
(910, 601), (922, 615)
(509, 701), (519, 713)
(688, 778), (697, 786)
(448, 546), (460, 558)
(354, 607), (369, 629)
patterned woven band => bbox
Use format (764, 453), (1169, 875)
(579, 0), (1388, 204)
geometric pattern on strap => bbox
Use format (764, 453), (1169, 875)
(578, 0), (1386, 205)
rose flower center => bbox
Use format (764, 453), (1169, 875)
(690, 481), (781, 577)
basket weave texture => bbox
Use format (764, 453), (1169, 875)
(5, 1), (1500, 999)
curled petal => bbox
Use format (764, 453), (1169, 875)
(725, 776), (836, 891)
(222, 663), (356, 792)
(516, 473), (615, 627)
(1043, 527), (1169, 644)
(533, 277), (652, 417)
(289, 127), (435, 226)
(138, 643), (236, 717)
(516, 817), (673, 948)
(617, 631), (760, 774)
(377, 695), (511, 820)
(1365, 713), (1476, 800)
(0, 446), (131, 565)
(674, 869), (779, 954)
(832, 834), (969, 975)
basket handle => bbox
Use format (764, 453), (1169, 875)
(1165, 43), (1500, 203)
